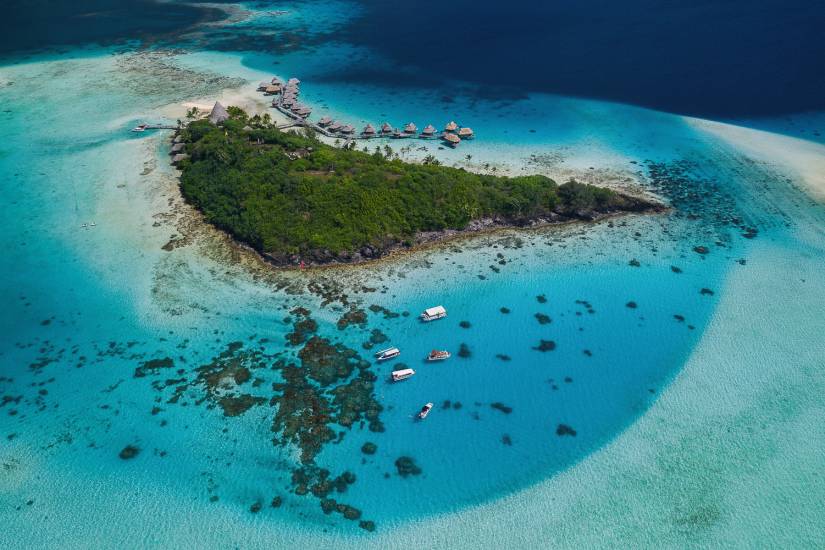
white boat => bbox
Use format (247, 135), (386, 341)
(375, 347), (400, 361)
(417, 402), (433, 419)
(131, 124), (148, 132)
(391, 368), (415, 382)
(427, 350), (451, 361)
(420, 305), (447, 322)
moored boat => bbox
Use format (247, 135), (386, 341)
(375, 347), (401, 361)
(131, 124), (148, 132)
(392, 368), (415, 381)
(420, 305), (447, 322)
(417, 402), (433, 419)
(427, 350), (451, 361)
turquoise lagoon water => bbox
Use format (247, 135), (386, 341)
(2, 3), (825, 548)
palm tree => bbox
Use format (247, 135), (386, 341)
(465, 154), (473, 163)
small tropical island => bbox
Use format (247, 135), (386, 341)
(175, 106), (662, 266)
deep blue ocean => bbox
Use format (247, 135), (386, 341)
(5, 0), (825, 118)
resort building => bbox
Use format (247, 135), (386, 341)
(404, 122), (418, 134)
(458, 127), (474, 138)
(318, 116), (333, 126)
(362, 123), (376, 137)
(420, 124), (436, 137)
(445, 121), (458, 132)
(442, 132), (461, 147)
(208, 102), (229, 125)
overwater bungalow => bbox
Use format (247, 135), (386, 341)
(257, 81), (270, 91)
(282, 98), (294, 108)
(381, 122), (393, 134)
(458, 127), (474, 139)
(271, 77), (283, 85)
(340, 124), (355, 134)
(287, 77), (300, 85)
(265, 84), (281, 95)
(328, 121), (342, 131)
(295, 106), (312, 118)
(404, 122), (417, 134)
(442, 132), (461, 148)
(420, 124), (436, 137)
(391, 128), (404, 138)
(318, 116), (333, 126)
(445, 121), (458, 132)
(170, 143), (185, 154)
(361, 123), (376, 137)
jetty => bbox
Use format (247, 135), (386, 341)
(263, 77), (475, 146)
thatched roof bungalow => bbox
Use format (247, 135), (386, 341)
(208, 102), (229, 125)
(318, 116), (333, 126)
(362, 123), (376, 136)
(328, 121), (342, 131)
(442, 132), (461, 147)
(445, 121), (458, 132)
(258, 81), (270, 91)
(420, 124), (436, 136)
(170, 143), (185, 154)
(381, 122), (393, 134)
(171, 153), (189, 165)
(340, 124), (355, 134)
(287, 78), (300, 85)
(271, 77), (283, 85)
(265, 84), (281, 95)
(458, 127), (474, 138)
(404, 122), (417, 134)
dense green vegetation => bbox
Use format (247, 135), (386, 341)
(177, 108), (651, 263)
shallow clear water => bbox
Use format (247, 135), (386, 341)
(1, 2), (825, 547)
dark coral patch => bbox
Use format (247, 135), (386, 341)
(533, 340), (556, 352)
(626, 301), (637, 309)
(395, 456), (422, 477)
(457, 343), (472, 358)
(119, 445), (140, 459)
(361, 442), (377, 455)
(535, 313), (552, 325)
(459, 320), (471, 329)
(700, 288), (715, 296)
(671, 265), (683, 273)
(556, 424), (577, 437)
(500, 307), (511, 314)
(536, 294), (548, 303)
(490, 402), (513, 414)
(134, 357), (174, 378)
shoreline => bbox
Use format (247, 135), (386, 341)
(191, 195), (666, 271)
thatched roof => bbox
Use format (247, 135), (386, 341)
(328, 121), (342, 130)
(171, 153), (189, 165)
(258, 81), (270, 90)
(340, 124), (355, 133)
(265, 85), (281, 94)
(170, 143), (185, 154)
(318, 116), (333, 125)
(287, 78), (300, 85)
(422, 124), (436, 134)
(442, 132), (460, 144)
(242, 125), (253, 132)
(208, 102), (229, 125)
(404, 122), (417, 133)
(381, 122), (393, 132)
(271, 77), (282, 85)
(458, 127), (474, 137)
(445, 121), (458, 131)
(362, 124), (376, 134)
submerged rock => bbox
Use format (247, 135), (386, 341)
(626, 301), (637, 309)
(458, 343), (472, 358)
(536, 294), (548, 303)
(500, 307), (511, 314)
(134, 357), (174, 378)
(395, 456), (422, 477)
(118, 445), (140, 460)
(533, 340), (556, 352)
(359, 520), (376, 532)
(693, 245), (710, 255)
(556, 424), (577, 437)
(700, 288), (715, 296)
(361, 442), (377, 455)
(459, 320), (471, 329)
(490, 402), (513, 414)
(535, 313), (552, 325)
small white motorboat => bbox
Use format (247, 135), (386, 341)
(427, 350), (451, 361)
(375, 347), (400, 361)
(391, 368), (415, 382)
(420, 305), (447, 322)
(131, 124), (148, 133)
(417, 402), (433, 419)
